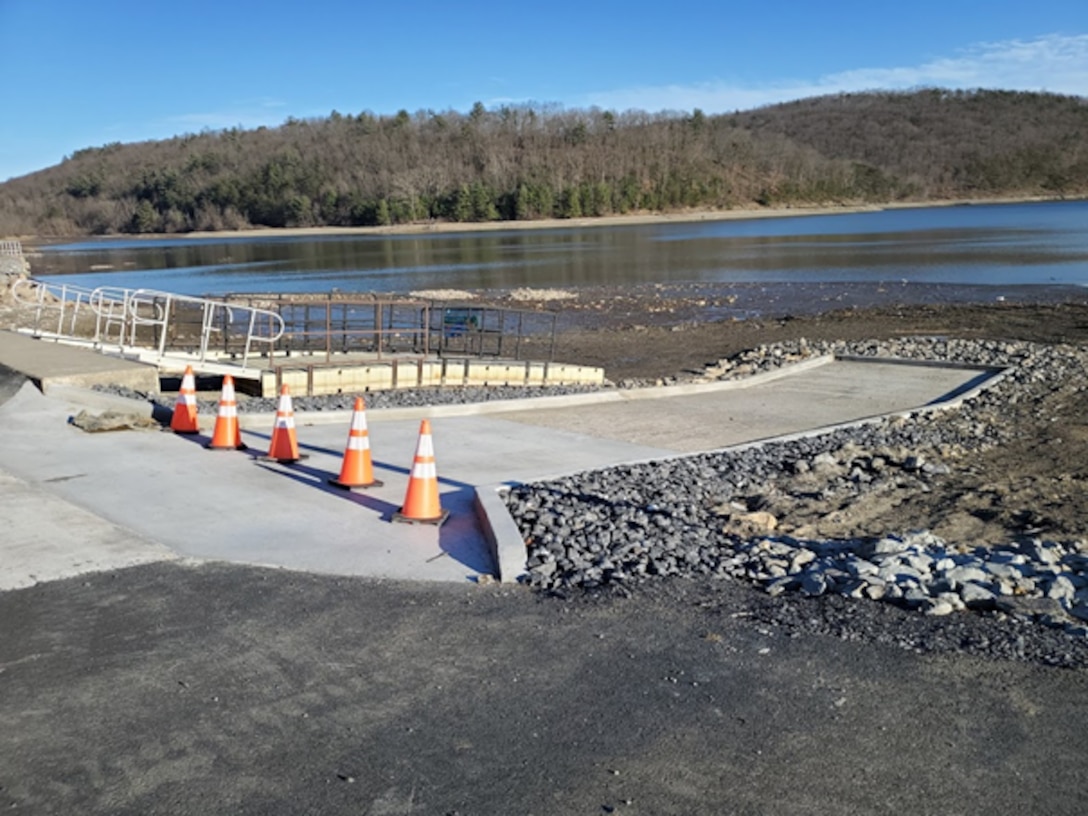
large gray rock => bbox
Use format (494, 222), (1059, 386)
(959, 582), (997, 608)
(996, 597), (1067, 620)
(944, 565), (989, 586)
(1045, 575), (1076, 605)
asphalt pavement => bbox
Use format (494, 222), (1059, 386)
(2, 562), (1086, 815)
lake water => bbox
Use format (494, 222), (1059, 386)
(31, 201), (1088, 300)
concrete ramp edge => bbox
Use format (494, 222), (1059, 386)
(472, 361), (1011, 583)
(473, 484), (529, 583)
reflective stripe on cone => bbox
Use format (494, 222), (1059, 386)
(206, 374), (246, 450)
(329, 397), (382, 489)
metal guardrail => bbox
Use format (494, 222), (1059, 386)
(10, 282), (558, 374)
(11, 279), (285, 368)
(0, 240), (23, 257)
(429, 303), (557, 361)
(263, 297), (432, 361)
(221, 293), (558, 363)
(11, 279), (99, 339)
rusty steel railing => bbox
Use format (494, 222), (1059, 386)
(428, 302), (557, 361)
(221, 295), (431, 360)
(10, 281), (558, 372)
(220, 294), (558, 362)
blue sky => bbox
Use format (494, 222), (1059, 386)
(1, 0), (1086, 181)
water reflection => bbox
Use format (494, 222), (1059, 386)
(32, 200), (1088, 295)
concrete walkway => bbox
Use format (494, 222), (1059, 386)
(489, 358), (995, 452)
(0, 329), (159, 393)
(0, 382), (674, 588)
(0, 335), (1003, 589)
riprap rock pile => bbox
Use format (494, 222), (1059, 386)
(506, 337), (1088, 635)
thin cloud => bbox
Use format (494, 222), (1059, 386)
(582, 33), (1088, 113)
(162, 98), (290, 132)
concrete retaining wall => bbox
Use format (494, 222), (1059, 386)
(261, 357), (604, 397)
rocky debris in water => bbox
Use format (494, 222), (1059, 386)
(506, 287), (577, 302)
(505, 336), (1088, 650)
(408, 289), (477, 301)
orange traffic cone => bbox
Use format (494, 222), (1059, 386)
(206, 374), (247, 450)
(170, 365), (199, 434)
(263, 384), (305, 463)
(329, 397), (382, 489)
(392, 419), (448, 525)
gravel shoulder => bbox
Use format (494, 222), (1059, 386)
(547, 294), (1088, 549)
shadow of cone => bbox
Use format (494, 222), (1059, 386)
(392, 419), (449, 525)
(329, 397), (383, 489)
(170, 365), (200, 434)
(206, 374), (247, 451)
(261, 384), (306, 463)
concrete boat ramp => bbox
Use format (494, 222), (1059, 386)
(0, 331), (1004, 590)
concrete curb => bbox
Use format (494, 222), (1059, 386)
(473, 484), (528, 583)
(471, 360), (1011, 583)
(835, 354), (999, 371)
(274, 356), (1002, 428)
(23, 354), (845, 427)
(237, 355), (839, 427)
(23, 358), (836, 428)
(33, 353), (1008, 435)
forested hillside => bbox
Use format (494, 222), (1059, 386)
(1, 89), (1086, 236)
(730, 89), (1088, 196)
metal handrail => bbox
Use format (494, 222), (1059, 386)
(10, 279), (285, 369)
(241, 307), (286, 368)
(123, 288), (284, 367)
(12, 278), (98, 339)
(89, 285), (142, 345)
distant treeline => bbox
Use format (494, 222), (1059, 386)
(2, 89), (1087, 236)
